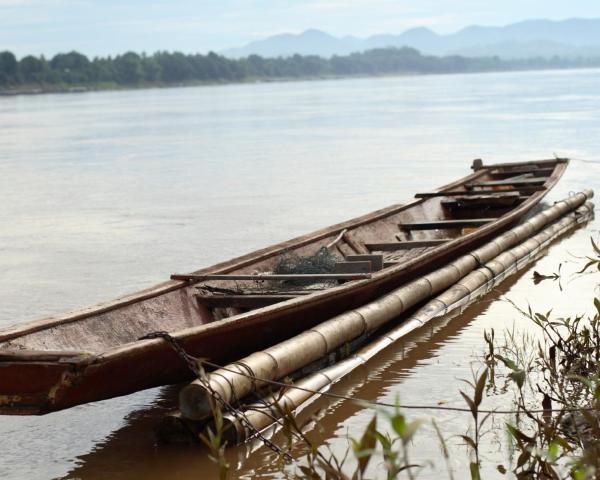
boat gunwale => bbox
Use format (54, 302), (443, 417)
(0, 158), (568, 350)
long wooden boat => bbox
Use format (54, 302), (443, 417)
(0, 158), (568, 414)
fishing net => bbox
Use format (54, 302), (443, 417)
(273, 247), (340, 287)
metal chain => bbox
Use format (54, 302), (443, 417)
(139, 331), (294, 462)
(140, 331), (202, 376)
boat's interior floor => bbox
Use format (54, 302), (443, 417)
(380, 245), (435, 264)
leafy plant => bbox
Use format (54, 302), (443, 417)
(577, 238), (600, 274)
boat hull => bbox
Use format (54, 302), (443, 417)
(0, 158), (570, 414)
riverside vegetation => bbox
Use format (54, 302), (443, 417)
(197, 236), (600, 479)
(2, 47), (600, 94)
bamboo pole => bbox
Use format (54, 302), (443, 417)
(179, 191), (593, 421)
(220, 202), (594, 443)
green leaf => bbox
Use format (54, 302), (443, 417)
(391, 414), (406, 437)
(495, 354), (519, 371)
(577, 259), (597, 273)
(374, 431), (391, 451)
(509, 369), (526, 389)
(298, 466), (314, 477)
(594, 383), (600, 400)
(469, 462), (481, 480)
(432, 419), (450, 460)
(572, 466), (587, 480)
(552, 435), (573, 452)
(517, 450), (530, 468)
(506, 423), (534, 443)
(474, 369), (488, 407)
(460, 435), (477, 450)
(548, 440), (560, 461)
(355, 415), (377, 476)
(402, 419), (425, 443)
(319, 459), (347, 480)
(460, 391), (477, 418)
(591, 237), (600, 256)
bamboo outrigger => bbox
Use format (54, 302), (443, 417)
(0, 158), (570, 414)
(179, 197), (593, 440)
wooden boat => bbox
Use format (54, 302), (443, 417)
(0, 158), (568, 414)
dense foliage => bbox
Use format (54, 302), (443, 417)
(1, 47), (599, 90)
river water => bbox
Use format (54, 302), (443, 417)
(1, 69), (600, 479)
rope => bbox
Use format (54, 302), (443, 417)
(140, 331), (598, 416)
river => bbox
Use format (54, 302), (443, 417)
(1, 69), (600, 479)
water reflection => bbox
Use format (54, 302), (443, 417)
(62, 261), (533, 479)
(0, 69), (599, 479)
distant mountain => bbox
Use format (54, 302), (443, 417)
(224, 29), (360, 58)
(222, 18), (600, 59)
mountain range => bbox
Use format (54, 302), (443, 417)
(222, 18), (600, 59)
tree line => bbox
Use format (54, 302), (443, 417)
(1, 47), (599, 89)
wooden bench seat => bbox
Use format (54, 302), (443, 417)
(399, 219), (494, 230)
(415, 186), (545, 198)
(366, 239), (449, 251)
(467, 178), (547, 188)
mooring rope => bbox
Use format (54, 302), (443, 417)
(139, 331), (598, 416)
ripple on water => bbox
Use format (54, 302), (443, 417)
(0, 69), (599, 479)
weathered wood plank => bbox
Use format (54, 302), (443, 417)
(0, 350), (87, 362)
(477, 158), (566, 169)
(171, 273), (371, 281)
(334, 261), (372, 274)
(366, 239), (449, 251)
(486, 173), (533, 182)
(415, 186), (544, 198)
(342, 232), (369, 254)
(345, 254), (384, 271)
(491, 167), (553, 179)
(399, 219), (495, 230)
(468, 178), (547, 188)
(441, 194), (528, 209)
(196, 294), (298, 308)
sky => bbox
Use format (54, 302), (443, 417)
(2, 0), (600, 58)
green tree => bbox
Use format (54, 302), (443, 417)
(114, 51), (143, 84)
(90, 56), (116, 83)
(50, 51), (91, 83)
(0, 51), (18, 85)
(141, 54), (161, 82)
(154, 51), (194, 82)
(19, 55), (48, 83)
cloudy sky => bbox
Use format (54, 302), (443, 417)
(2, 0), (600, 57)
